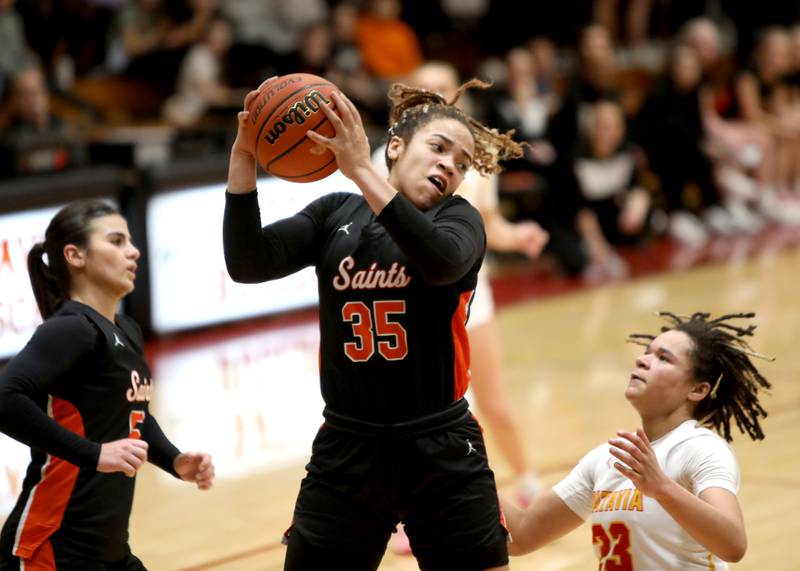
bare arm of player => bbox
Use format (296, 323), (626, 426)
(500, 490), (583, 555)
(306, 91), (399, 215)
(174, 452), (215, 490)
(228, 78), (276, 194)
(485, 210), (549, 258)
(98, 438), (149, 478)
(609, 428), (747, 562)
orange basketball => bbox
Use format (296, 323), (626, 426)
(245, 73), (339, 183)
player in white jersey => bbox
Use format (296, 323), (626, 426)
(501, 311), (772, 570)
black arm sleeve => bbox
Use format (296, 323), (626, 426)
(0, 316), (102, 468)
(223, 190), (320, 283)
(140, 413), (181, 478)
(377, 193), (485, 285)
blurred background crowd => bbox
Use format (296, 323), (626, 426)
(2, 0), (800, 281)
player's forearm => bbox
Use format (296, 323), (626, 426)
(503, 490), (583, 555)
(140, 413), (181, 478)
(0, 387), (100, 468)
(227, 144), (258, 195)
(656, 482), (747, 562)
(484, 210), (521, 253)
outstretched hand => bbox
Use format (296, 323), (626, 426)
(608, 428), (671, 499)
(98, 438), (149, 478)
(515, 221), (549, 258)
(306, 91), (372, 181)
(174, 452), (215, 490)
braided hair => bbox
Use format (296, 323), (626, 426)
(383, 79), (523, 176)
(628, 312), (773, 442)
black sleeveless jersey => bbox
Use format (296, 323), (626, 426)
(224, 190), (486, 423)
(0, 300), (179, 561)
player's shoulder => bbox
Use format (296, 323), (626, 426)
(578, 441), (613, 469)
(666, 420), (735, 458)
(435, 193), (482, 219)
(670, 420), (726, 443)
(33, 302), (99, 346)
(305, 191), (363, 214)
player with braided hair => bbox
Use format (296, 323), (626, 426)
(501, 311), (772, 570)
(225, 80), (522, 569)
(628, 311), (771, 443)
(369, 67), (549, 556)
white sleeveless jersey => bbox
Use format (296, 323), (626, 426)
(553, 420), (739, 570)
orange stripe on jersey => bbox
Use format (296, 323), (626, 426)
(20, 539), (55, 570)
(13, 397), (84, 559)
(451, 290), (473, 400)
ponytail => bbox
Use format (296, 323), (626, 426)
(27, 242), (68, 319)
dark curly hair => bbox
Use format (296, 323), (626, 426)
(383, 79), (523, 176)
(628, 312), (773, 442)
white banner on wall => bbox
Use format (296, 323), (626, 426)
(147, 172), (358, 333)
(149, 319), (323, 480)
(0, 205), (62, 360)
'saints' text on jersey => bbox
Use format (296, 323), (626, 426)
(333, 256), (411, 291)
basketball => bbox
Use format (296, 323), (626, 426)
(244, 73), (339, 183)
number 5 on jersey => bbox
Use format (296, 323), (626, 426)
(128, 410), (146, 439)
(342, 300), (408, 362)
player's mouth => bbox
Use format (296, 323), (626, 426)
(630, 372), (646, 383)
(428, 175), (447, 194)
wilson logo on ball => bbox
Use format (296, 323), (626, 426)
(263, 90), (332, 145)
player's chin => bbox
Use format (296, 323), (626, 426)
(623, 384), (642, 401)
(119, 280), (136, 297)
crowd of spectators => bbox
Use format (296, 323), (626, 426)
(1, 0), (800, 280)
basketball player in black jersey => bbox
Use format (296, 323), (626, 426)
(225, 80), (523, 570)
(0, 201), (215, 570)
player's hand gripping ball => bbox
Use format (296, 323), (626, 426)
(245, 73), (339, 183)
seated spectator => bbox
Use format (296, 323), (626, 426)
(292, 22), (332, 77)
(221, 0), (328, 83)
(15, 0), (115, 87)
(527, 35), (562, 105)
(565, 100), (651, 281)
(0, 64), (85, 177)
(485, 45), (557, 207)
(0, 0), (32, 97)
(549, 24), (622, 156)
(676, 17), (783, 234)
(356, 0), (423, 80)
(326, 1), (387, 129)
(163, 13), (246, 128)
(107, 0), (214, 93)
(734, 26), (800, 224)
(635, 44), (761, 246)
(486, 46), (587, 275)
